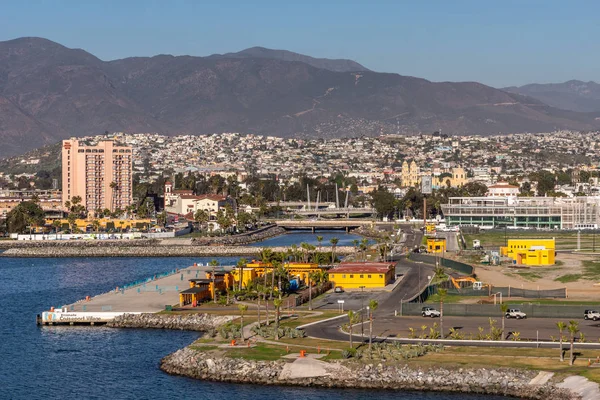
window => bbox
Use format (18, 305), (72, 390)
(379, 274), (383, 278)
(349, 275), (354, 279)
(342, 274), (346, 279)
(368, 275), (372, 279)
(360, 275), (364, 278)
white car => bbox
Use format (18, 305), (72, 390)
(422, 307), (441, 318)
(584, 310), (600, 321)
(505, 308), (527, 319)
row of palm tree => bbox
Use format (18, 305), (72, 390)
(346, 300), (379, 350)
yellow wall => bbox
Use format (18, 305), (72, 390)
(502, 239), (556, 266)
(233, 261), (323, 288)
(46, 218), (152, 230)
(427, 238), (446, 253)
(329, 270), (392, 289)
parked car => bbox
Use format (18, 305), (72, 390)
(505, 308), (527, 319)
(584, 310), (600, 320)
(334, 286), (344, 293)
(422, 307), (441, 318)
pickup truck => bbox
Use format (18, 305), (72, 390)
(422, 307), (441, 318)
(505, 308), (527, 319)
(584, 310), (600, 320)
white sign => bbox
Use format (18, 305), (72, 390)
(337, 300), (345, 304)
(421, 175), (432, 194)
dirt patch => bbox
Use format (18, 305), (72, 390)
(473, 253), (600, 300)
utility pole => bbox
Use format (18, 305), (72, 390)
(423, 194), (427, 228)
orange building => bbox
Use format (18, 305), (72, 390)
(179, 271), (235, 306)
(62, 138), (133, 213)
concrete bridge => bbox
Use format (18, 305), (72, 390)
(275, 219), (374, 232)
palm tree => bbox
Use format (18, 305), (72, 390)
(238, 304), (248, 341)
(360, 238), (370, 261)
(236, 258), (247, 291)
(330, 237), (339, 264)
(556, 321), (567, 362)
(270, 260), (281, 300)
(438, 288), (448, 339)
(316, 235), (323, 256)
(307, 271), (320, 311)
(273, 298), (283, 340)
(109, 181), (118, 212)
(500, 304), (509, 340)
(194, 209), (209, 231)
(368, 299), (379, 351)
(347, 310), (359, 348)
(209, 259), (219, 302)
(568, 320), (579, 366)
(351, 239), (359, 259)
(255, 284), (263, 327)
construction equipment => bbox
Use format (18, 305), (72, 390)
(451, 276), (487, 291)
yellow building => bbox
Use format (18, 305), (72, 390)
(232, 261), (325, 289)
(328, 262), (396, 289)
(427, 237), (446, 253)
(179, 271), (235, 306)
(401, 160), (421, 187)
(501, 239), (556, 266)
(46, 218), (153, 231)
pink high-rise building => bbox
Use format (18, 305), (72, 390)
(62, 138), (133, 213)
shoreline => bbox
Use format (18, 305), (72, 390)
(159, 346), (574, 399)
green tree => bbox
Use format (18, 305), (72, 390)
(238, 304), (248, 341)
(557, 321), (567, 362)
(194, 209), (209, 231)
(500, 304), (508, 340)
(368, 299), (379, 352)
(316, 235), (323, 253)
(330, 237), (339, 264)
(568, 320), (579, 366)
(273, 298), (283, 340)
(157, 211), (167, 227)
(347, 310), (359, 348)
(461, 182), (488, 197)
(370, 186), (396, 220)
(532, 171), (556, 196)
(438, 288), (448, 339)
(7, 201), (46, 233)
(237, 258), (248, 291)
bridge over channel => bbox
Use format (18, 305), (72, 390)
(275, 219), (374, 232)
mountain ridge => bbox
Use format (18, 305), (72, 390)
(1, 37), (600, 157)
(503, 80), (600, 113)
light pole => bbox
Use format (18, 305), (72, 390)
(360, 285), (365, 339)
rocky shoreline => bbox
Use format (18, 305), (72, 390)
(191, 225), (286, 246)
(0, 244), (356, 257)
(107, 313), (233, 331)
(160, 347), (575, 399)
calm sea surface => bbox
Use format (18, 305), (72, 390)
(0, 232), (506, 399)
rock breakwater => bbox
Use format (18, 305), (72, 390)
(160, 347), (576, 399)
(1, 245), (355, 257)
(191, 226), (286, 246)
(107, 313), (233, 331)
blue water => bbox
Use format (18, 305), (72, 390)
(251, 230), (371, 247)
(0, 234), (505, 399)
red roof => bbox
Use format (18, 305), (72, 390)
(193, 194), (226, 201)
(329, 262), (395, 274)
(488, 182), (519, 189)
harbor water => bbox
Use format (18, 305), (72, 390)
(0, 232), (506, 399)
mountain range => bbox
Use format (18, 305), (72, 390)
(1, 37), (600, 157)
(503, 80), (600, 113)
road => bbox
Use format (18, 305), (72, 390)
(436, 232), (460, 251)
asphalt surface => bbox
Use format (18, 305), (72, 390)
(302, 226), (600, 348)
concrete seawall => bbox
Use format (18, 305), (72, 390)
(1, 245), (356, 258)
(160, 347), (575, 399)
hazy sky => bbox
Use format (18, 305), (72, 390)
(2, 0), (598, 87)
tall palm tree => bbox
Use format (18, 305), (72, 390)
(368, 299), (379, 351)
(500, 303), (509, 340)
(330, 237), (339, 264)
(438, 288), (448, 339)
(238, 304), (248, 341)
(236, 258), (247, 291)
(316, 235), (323, 255)
(568, 320), (579, 366)
(109, 181), (118, 212)
(273, 298), (283, 340)
(209, 259), (219, 302)
(347, 310), (359, 348)
(556, 321), (567, 362)
(307, 271), (320, 311)
(270, 260), (280, 300)
(256, 284), (263, 327)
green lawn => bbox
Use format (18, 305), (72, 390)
(225, 343), (289, 361)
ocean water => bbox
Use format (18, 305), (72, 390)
(250, 230), (372, 247)
(0, 234), (506, 399)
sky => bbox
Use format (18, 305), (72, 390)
(1, 0), (599, 88)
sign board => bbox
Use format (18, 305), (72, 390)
(337, 300), (345, 304)
(421, 175), (432, 194)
